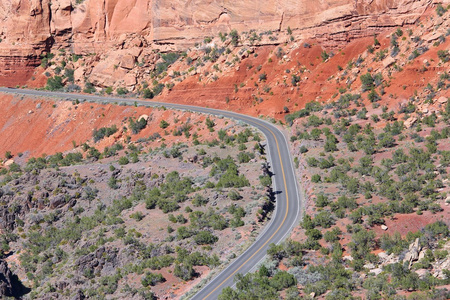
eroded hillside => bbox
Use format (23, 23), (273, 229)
(0, 0), (440, 85)
(0, 1), (449, 300)
(0, 96), (275, 299)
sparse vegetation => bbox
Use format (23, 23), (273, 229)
(93, 125), (118, 142)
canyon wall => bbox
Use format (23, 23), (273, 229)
(0, 0), (442, 84)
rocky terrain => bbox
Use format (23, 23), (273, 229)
(0, 0), (449, 299)
(0, 0), (446, 119)
(0, 0), (444, 86)
(0, 97), (274, 299)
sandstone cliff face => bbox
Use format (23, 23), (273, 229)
(0, 0), (443, 85)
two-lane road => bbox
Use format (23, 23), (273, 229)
(0, 87), (302, 299)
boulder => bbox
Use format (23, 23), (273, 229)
(404, 116), (417, 128)
(49, 194), (66, 209)
(74, 67), (85, 82)
(71, 289), (85, 300)
(363, 263), (375, 269)
(415, 269), (429, 279)
(370, 268), (383, 276)
(422, 31), (445, 42)
(138, 114), (149, 122)
(123, 73), (137, 87)
(437, 96), (448, 104)
(403, 238), (421, 267)
(418, 250), (425, 261)
(120, 55), (136, 70)
(3, 159), (14, 167)
(383, 56), (396, 68)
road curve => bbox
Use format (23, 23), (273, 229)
(0, 87), (302, 299)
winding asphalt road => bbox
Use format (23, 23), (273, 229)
(0, 87), (302, 299)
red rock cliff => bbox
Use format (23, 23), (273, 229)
(0, 0), (442, 85)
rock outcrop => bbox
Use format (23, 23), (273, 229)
(0, 260), (28, 298)
(0, 0), (443, 85)
(0, 260), (15, 297)
(403, 238), (421, 267)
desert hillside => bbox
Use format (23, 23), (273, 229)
(0, 0), (449, 299)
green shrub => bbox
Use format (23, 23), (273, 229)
(130, 211), (144, 221)
(230, 30), (239, 46)
(259, 175), (272, 186)
(368, 89), (381, 102)
(155, 52), (180, 75)
(311, 174), (321, 183)
(192, 194), (208, 207)
(143, 88), (153, 99)
(129, 117), (147, 134)
(228, 190), (242, 200)
(360, 73), (374, 92)
(237, 151), (255, 163)
(141, 272), (165, 286)
(270, 271), (296, 291)
(116, 87), (128, 95)
(46, 76), (64, 91)
(83, 81), (96, 94)
(436, 4), (447, 16)
(437, 50), (449, 63)
(174, 263), (196, 280)
(93, 125), (118, 142)
(424, 221), (449, 239)
(259, 72), (267, 81)
(160, 120), (169, 129)
(4, 151), (12, 159)
(118, 156), (129, 165)
(64, 68), (74, 83)
(194, 231), (218, 245)
(152, 83), (165, 96)
(205, 117), (215, 130)
(105, 86), (113, 94)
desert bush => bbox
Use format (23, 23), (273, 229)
(130, 211), (144, 221)
(424, 221), (449, 239)
(311, 174), (321, 183)
(116, 87), (128, 95)
(174, 263), (196, 281)
(118, 156), (129, 165)
(437, 50), (449, 63)
(228, 190), (242, 200)
(230, 30), (239, 46)
(237, 151), (255, 163)
(46, 76), (64, 91)
(192, 194), (208, 207)
(160, 120), (169, 129)
(141, 272), (165, 286)
(194, 231), (218, 245)
(436, 4), (448, 16)
(155, 52), (180, 75)
(321, 51), (329, 61)
(380, 232), (409, 255)
(313, 211), (335, 228)
(129, 117), (147, 134)
(93, 125), (118, 142)
(360, 73), (374, 92)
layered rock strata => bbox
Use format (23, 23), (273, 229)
(0, 0), (442, 84)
